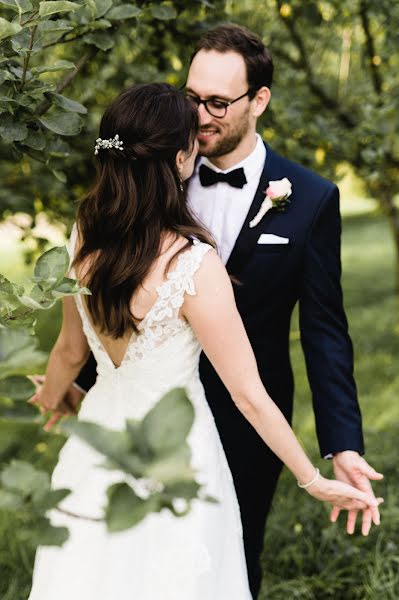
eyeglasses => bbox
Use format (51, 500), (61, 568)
(184, 89), (254, 118)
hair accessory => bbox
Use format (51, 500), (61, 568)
(94, 134), (124, 155)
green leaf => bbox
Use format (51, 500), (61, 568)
(93, 0), (112, 17)
(0, 398), (39, 420)
(32, 60), (76, 74)
(1, 459), (50, 497)
(0, 115), (28, 143)
(89, 17), (111, 29)
(0, 0), (19, 12)
(51, 168), (67, 183)
(47, 137), (70, 157)
(22, 128), (46, 150)
(34, 18), (74, 39)
(85, 0), (96, 17)
(0, 328), (46, 377)
(45, 91), (87, 114)
(0, 17), (22, 41)
(51, 277), (91, 297)
(0, 275), (22, 315)
(151, 5), (177, 20)
(39, 0), (81, 17)
(107, 4), (142, 20)
(18, 515), (69, 547)
(34, 246), (69, 283)
(32, 487), (70, 510)
(83, 31), (114, 51)
(61, 419), (132, 465)
(15, 0), (34, 13)
(0, 488), (24, 509)
(38, 111), (82, 136)
(11, 27), (43, 53)
(162, 479), (201, 500)
(105, 482), (160, 532)
(0, 375), (35, 401)
(145, 442), (194, 483)
(141, 387), (194, 456)
(18, 294), (55, 310)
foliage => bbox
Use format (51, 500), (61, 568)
(0, 0), (224, 229)
(0, 387), (210, 549)
(0, 245), (89, 422)
(0, 459), (70, 547)
(61, 387), (213, 533)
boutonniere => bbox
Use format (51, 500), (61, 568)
(249, 178), (292, 228)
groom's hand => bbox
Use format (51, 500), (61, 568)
(330, 451), (384, 535)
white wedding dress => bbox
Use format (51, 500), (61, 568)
(28, 231), (252, 600)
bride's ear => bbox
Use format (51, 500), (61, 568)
(175, 149), (185, 176)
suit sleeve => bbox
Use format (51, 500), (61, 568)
(75, 352), (97, 392)
(299, 185), (364, 457)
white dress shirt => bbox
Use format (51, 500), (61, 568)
(188, 134), (266, 264)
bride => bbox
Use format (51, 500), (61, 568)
(28, 83), (380, 600)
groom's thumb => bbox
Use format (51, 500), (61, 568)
(361, 461), (384, 480)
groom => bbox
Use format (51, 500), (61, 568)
(183, 24), (383, 597)
(71, 24), (381, 599)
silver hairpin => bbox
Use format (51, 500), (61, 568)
(94, 133), (124, 155)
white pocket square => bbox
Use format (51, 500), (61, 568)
(257, 234), (289, 245)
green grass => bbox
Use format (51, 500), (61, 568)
(0, 210), (398, 599)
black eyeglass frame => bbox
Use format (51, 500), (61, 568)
(183, 88), (256, 118)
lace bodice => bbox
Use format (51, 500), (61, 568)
(68, 225), (212, 373)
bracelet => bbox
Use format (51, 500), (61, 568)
(297, 468), (320, 489)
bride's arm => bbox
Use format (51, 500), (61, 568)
(30, 297), (90, 417)
(182, 250), (381, 512)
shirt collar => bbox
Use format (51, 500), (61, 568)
(196, 133), (266, 180)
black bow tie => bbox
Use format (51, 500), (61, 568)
(199, 164), (247, 189)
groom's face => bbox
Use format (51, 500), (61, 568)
(186, 50), (253, 158)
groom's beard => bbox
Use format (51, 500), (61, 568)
(198, 109), (251, 159)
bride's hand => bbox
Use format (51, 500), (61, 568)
(27, 375), (78, 431)
(305, 474), (384, 514)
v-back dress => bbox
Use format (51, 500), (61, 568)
(28, 228), (252, 599)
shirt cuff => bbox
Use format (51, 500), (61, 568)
(324, 453), (334, 459)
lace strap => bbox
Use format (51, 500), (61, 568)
(142, 241), (213, 329)
(170, 241), (213, 294)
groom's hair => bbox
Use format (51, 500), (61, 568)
(191, 24), (273, 91)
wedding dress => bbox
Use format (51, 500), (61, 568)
(28, 229), (252, 600)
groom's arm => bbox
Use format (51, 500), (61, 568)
(75, 352), (97, 393)
(298, 184), (364, 458)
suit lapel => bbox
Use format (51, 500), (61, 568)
(226, 144), (283, 275)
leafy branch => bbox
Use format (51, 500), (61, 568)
(20, 24), (38, 92)
(35, 46), (99, 116)
(274, 1), (357, 129)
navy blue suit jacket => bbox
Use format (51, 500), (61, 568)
(207, 143), (363, 457)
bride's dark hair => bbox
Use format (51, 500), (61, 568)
(73, 82), (215, 338)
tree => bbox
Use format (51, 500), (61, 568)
(228, 0), (399, 287)
(0, 0), (224, 231)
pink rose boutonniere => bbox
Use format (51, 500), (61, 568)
(249, 177), (292, 228)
